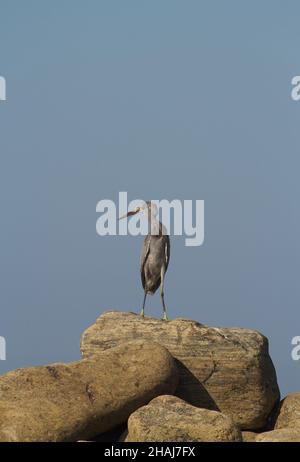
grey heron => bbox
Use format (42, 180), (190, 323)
(119, 201), (170, 320)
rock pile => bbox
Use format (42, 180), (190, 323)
(0, 309), (297, 442)
(81, 311), (279, 430)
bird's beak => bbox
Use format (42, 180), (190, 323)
(118, 209), (139, 220)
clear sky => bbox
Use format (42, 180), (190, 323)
(0, 1), (299, 397)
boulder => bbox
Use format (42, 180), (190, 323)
(274, 393), (300, 429)
(125, 395), (242, 442)
(0, 340), (178, 442)
(81, 311), (280, 430)
(256, 429), (300, 442)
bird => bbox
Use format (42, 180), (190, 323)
(119, 201), (170, 320)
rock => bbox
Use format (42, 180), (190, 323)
(242, 431), (257, 442)
(125, 395), (242, 442)
(273, 393), (300, 430)
(256, 429), (300, 442)
(0, 340), (178, 442)
(81, 311), (280, 430)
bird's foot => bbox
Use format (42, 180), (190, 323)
(140, 308), (145, 317)
(162, 312), (169, 321)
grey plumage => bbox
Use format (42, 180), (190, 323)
(119, 200), (170, 320)
(140, 202), (170, 320)
(140, 233), (170, 295)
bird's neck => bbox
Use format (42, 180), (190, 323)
(148, 215), (167, 236)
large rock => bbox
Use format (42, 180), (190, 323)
(256, 429), (300, 442)
(125, 395), (242, 442)
(274, 393), (300, 429)
(0, 341), (178, 442)
(81, 311), (280, 430)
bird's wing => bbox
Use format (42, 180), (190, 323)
(165, 235), (170, 270)
(140, 234), (151, 290)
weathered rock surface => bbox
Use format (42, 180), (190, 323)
(125, 395), (242, 442)
(242, 431), (258, 442)
(274, 393), (300, 430)
(81, 311), (280, 429)
(0, 341), (178, 442)
(256, 429), (300, 442)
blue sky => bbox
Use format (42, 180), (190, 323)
(0, 1), (299, 397)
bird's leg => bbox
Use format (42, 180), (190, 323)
(160, 268), (168, 321)
(140, 292), (147, 317)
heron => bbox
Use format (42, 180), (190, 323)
(119, 201), (170, 320)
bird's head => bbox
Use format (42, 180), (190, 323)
(118, 201), (157, 220)
(118, 203), (145, 220)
